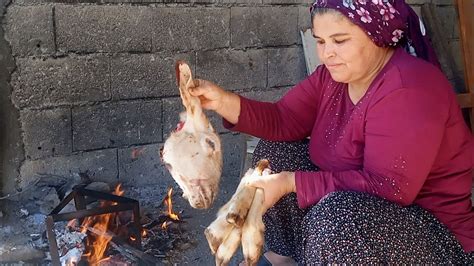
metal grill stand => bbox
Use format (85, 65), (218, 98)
(46, 187), (142, 266)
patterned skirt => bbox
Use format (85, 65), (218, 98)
(251, 139), (473, 264)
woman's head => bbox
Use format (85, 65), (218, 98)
(311, 9), (392, 84)
(310, 0), (440, 74)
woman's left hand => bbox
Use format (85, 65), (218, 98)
(245, 171), (296, 211)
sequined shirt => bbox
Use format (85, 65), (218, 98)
(224, 48), (474, 252)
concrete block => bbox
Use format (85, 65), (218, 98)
(268, 47), (306, 87)
(231, 6), (299, 48)
(447, 39), (465, 78)
(196, 49), (267, 90)
(216, 0), (262, 3)
(436, 6), (458, 39)
(151, 7), (230, 52)
(430, 0), (453, 5)
(118, 143), (169, 186)
(56, 5), (152, 53)
(263, 0), (313, 3)
(411, 5), (422, 18)
(103, 0), (163, 3)
(161, 0), (214, 2)
(405, 0), (430, 5)
(298, 5), (312, 32)
(72, 100), (162, 151)
(19, 149), (118, 189)
(221, 133), (246, 178)
(110, 53), (194, 100)
(11, 55), (110, 109)
(162, 97), (227, 140)
(118, 132), (245, 189)
(4, 6), (54, 56)
(20, 108), (72, 160)
(241, 87), (291, 102)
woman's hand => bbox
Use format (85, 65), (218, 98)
(189, 79), (241, 124)
(245, 171), (296, 212)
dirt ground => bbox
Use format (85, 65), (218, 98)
(0, 152), (252, 266)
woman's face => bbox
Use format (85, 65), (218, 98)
(312, 12), (386, 84)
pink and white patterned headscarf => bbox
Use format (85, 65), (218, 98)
(311, 0), (440, 67)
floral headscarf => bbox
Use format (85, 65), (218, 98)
(310, 0), (440, 68)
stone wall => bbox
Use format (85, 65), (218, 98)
(0, 0), (465, 194)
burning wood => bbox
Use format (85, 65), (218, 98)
(77, 184), (125, 264)
(161, 60), (223, 209)
(205, 160), (270, 266)
(47, 184), (197, 265)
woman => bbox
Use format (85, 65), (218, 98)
(190, 0), (474, 264)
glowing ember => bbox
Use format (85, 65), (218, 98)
(161, 188), (180, 229)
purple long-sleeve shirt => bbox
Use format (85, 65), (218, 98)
(224, 48), (474, 252)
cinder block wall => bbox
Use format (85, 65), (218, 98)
(1, 0), (464, 193)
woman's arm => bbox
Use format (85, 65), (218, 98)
(190, 66), (328, 141)
(296, 87), (450, 207)
(249, 87), (453, 210)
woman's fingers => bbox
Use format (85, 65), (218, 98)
(189, 80), (207, 96)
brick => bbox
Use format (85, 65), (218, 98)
(118, 143), (169, 186)
(56, 5), (152, 53)
(151, 7), (230, 52)
(241, 87), (291, 102)
(11, 55), (110, 109)
(110, 53), (194, 100)
(19, 149), (118, 189)
(162, 98), (227, 140)
(72, 100), (162, 151)
(196, 49), (267, 90)
(231, 6), (299, 48)
(20, 108), (72, 160)
(268, 47), (306, 87)
(4, 6), (54, 56)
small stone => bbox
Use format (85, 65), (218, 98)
(20, 208), (29, 217)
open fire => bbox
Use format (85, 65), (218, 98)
(161, 188), (180, 230)
(46, 185), (183, 265)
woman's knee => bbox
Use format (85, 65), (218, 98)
(251, 139), (317, 172)
(301, 191), (380, 236)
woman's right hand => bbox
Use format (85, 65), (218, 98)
(189, 79), (227, 111)
(189, 79), (241, 124)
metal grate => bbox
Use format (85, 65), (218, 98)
(46, 187), (142, 266)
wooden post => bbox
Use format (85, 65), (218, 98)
(455, 0), (474, 131)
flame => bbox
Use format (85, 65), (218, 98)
(79, 184), (125, 265)
(161, 188), (180, 229)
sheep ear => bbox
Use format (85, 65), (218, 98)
(200, 135), (220, 155)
